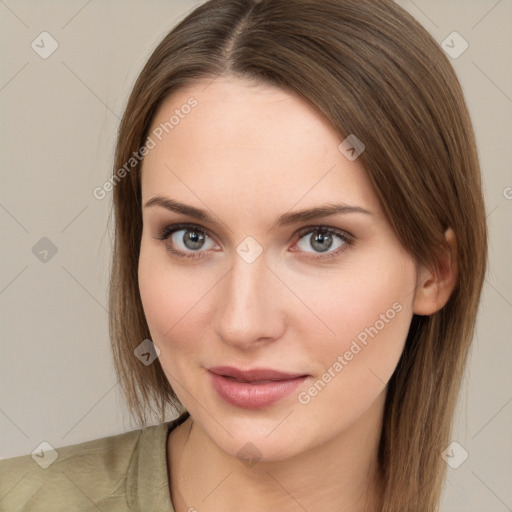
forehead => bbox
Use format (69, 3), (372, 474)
(141, 76), (379, 218)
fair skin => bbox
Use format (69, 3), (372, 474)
(138, 76), (457, 512)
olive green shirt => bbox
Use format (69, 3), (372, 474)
(0, 412), (189, 511)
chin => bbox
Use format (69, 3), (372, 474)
(194, 409), (312, 464)
(227, 432), (305, 464)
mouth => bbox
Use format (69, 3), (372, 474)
(207, 366), (309, 409)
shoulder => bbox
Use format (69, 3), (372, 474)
(0, 422), (169, 512)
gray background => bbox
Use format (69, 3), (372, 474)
(0, 0), (511, 510)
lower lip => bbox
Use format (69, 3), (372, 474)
(209, 372), (308, 409)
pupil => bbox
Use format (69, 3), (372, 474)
(185, 230), (205, 250)
(312, 231), (332, 252)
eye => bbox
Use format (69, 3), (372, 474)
(155, 223), (218, 260)
(292, 226), (353, 261)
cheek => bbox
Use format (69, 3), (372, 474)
(138, 245), (172, 336)
(138, 241), (213, 362)
(290, 257), (415, 434)
(297, 249), (416, 377)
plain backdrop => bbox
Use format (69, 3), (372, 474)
(1, 0), (511, 510)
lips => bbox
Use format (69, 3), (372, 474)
(208, 366), (309, 409)
(208, 366), (306, 382)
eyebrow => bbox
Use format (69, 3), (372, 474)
(144, 196), (373, 228)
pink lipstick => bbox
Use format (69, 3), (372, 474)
(208, 366), (308, 409)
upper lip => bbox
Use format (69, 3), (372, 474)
(208, 366), (307, 382)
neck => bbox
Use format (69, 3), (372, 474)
(168, 392), (385, 512)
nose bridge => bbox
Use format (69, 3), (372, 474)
(214, 251), (282, 348)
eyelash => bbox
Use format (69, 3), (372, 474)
(154, 223), (355, 262)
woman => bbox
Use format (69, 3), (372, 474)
(0, 0), (487, 510)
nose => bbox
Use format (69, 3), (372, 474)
(213, 253), (286, 351)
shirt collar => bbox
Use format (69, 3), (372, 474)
(126, 411), (190, 511)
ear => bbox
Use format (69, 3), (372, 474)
(413, 228), (458, 316)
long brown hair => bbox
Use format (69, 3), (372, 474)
(108, 0), (487, 509)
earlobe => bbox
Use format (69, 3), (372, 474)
(413, 228), (458, 316)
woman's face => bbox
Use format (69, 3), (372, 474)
(139, 76), (419, 461)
